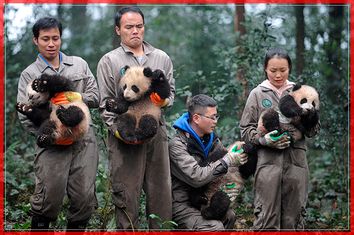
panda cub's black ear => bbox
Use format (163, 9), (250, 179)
(143, 67), (153, 77)
(292, 83), (302, 92)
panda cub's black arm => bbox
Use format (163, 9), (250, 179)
(301, 109), (320, 130)
(16, 102), (51, 127)
(150, 69), (171, 99)
(105, 89), (130, 114)
(238, 142), (258, 180)
(279, 95), (303, 118)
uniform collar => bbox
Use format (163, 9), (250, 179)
(36, 51), (73, 73)
(260, 79), (295, 97)
(120, 41), (154, 55)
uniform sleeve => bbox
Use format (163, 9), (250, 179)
(164, 57), (175, 107)
(239, 89), (262, 145)
(96, 55), (118, 134)
(81, 60), (99, 108)
(16, 71), (38, 135)
(169, 137), (225, 188)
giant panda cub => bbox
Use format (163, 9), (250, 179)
(239, 84), (320, 179)
(16, 74), (90, 148)
(105, 65), (170, 144)
(188, 141), (252, 221)
(258, 83), (320, 141)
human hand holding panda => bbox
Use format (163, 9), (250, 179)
(16, 74), (90, 148)
(105, 65), (171, 144)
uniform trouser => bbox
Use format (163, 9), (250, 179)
(252, 146), (308, 230)
(172, 201), (236, 230)
(108, 124), (172, 230)
(30, 127), (99, 223)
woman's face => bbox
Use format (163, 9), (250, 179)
(265, 57), (290, 89)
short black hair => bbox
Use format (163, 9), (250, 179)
(187, 94), (217, 115)
(114, 6), (145, 27)
(32, 17), (62, 39)
(264, 48), (292, 78)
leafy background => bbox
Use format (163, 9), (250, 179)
(4, 4), (349, 231)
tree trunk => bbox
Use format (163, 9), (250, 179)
(295, 6), (305, 77)
(234, 5), (246, 90)
(325, 6), (344, 102)
(234, 5), (247, 118)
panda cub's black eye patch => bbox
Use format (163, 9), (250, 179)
(132, 85), (140, 93)
(312, 101), (316, 108)
(123, 84), (127, 90)
(300, 98), (307, 104)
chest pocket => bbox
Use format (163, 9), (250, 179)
(67, 73), (87, 92)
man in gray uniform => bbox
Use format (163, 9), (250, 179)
(97, 6), (175, 230)
(16, 17), (99, 231)
(169, 94), (248, 230)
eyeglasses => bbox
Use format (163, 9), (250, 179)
(197, 113), (220, 121)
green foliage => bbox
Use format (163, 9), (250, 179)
(4, 4), (349, 231)
(148, 214), (178, 230)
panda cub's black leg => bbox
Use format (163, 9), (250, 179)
(201, 191), (230, 220)
(37, 120), (56, 148)
(32, 74), (74, 94)
(116, 113), (137, 142)
(136, 115), (158, 141)
(56, 105), (84, 127)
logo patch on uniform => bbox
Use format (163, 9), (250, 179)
(262, 99), (272, 108)
(119, 67), (126, 76)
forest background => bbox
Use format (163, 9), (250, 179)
(4, 4), (349, 231)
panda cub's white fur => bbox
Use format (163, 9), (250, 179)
(119, 66), (161, 128)
(17, 75), (91, 147)
(49, 100), (90, 142)
(106, 65), (171, 143)
(291, 84), (320, 113)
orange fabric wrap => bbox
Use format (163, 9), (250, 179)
(50, 91), (82, 105)
(150, 92), (167, 107)
(50, 92), (81, 145)
(55, 138), (74, 145)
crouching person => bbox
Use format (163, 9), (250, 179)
(169, 94), (248, 230)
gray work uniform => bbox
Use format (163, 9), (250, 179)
(239, 83), (320, 230)
(169, 131), (236, 230)
(16, 52), (99, 223)
(97, 42), (175, 230)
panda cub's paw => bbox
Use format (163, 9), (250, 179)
(106, 98), (118, 112)
(37, 134), (54, 148)
(32, 78), (49, 92)
(152, 69), (166, 82)
(56, 105), (84, 127)
(16, 102), (33, 114)
(106, 98), (129, 114)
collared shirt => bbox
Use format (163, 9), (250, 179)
(17, 52), (99, 134)
(97, 41), (175, 133)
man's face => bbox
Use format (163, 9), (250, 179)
(33, 27), (61, 62)
(116, 12), (144, 49)
(194, 106), (219, 135)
